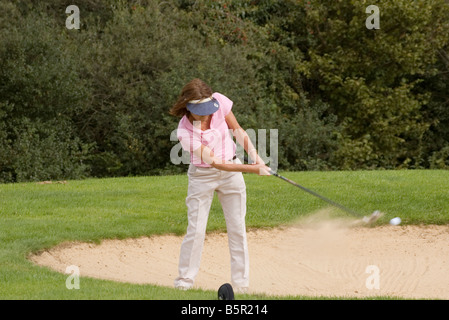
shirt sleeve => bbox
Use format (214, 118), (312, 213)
(213, 92), (233, 117)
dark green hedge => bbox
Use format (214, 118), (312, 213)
(1, 0), (448, 182)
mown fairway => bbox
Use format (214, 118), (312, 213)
(0, 170), (448, 299)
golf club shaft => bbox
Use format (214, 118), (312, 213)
(243, 155), (362, 217)
(269, 169), (361, 218)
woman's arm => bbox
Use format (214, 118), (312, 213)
(225, 111), (265, 165)
(193, 144), (270, 175)
(191, 110), (271, 175)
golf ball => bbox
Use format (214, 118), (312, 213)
(389, 217), (401, 225)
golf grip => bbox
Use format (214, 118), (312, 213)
(243, 155), (361, 217)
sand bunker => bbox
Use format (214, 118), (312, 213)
(29, 216), (449, 299)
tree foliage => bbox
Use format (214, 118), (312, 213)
(0, 0), (448, 182)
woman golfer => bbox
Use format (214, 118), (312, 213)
(170, 78), (270, 293)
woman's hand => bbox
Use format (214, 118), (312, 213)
(249, 163), (271, 176)
(248, 149), (266, 166)
(254, 155), (266, 166)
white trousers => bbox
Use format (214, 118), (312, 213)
(174, 160), (249, 289)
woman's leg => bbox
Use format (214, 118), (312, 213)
(216, 170), (249, 290)
(174, 166), (217, 289)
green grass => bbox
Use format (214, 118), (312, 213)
(0, 170), (448, 299)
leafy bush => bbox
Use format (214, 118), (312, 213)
(0, 0), (448, 182)
(0, 6), (91, 182)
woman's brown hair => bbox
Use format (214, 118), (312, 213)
(169, 78), (213, 117)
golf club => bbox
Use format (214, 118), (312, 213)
(244, 155), (381, 224)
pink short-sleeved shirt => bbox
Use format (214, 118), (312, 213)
(177, 92), (236, 167)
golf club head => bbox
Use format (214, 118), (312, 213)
(362, 210), (383, 224)
(218, 283), (234, 300)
